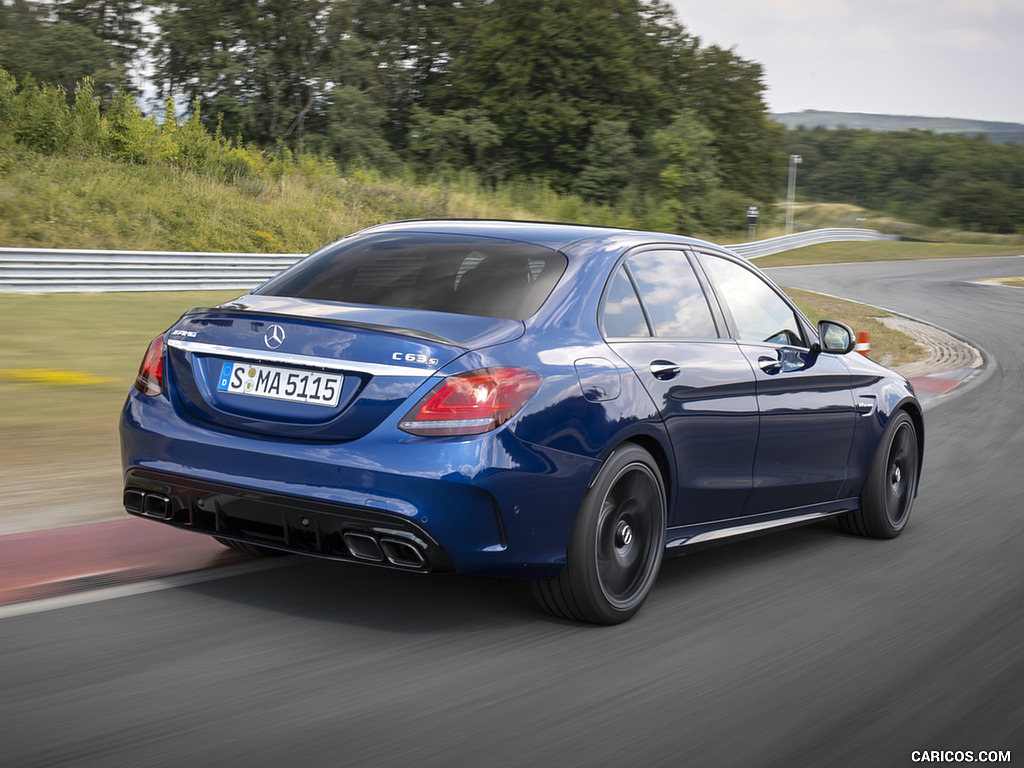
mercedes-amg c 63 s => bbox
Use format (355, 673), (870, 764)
(121, 220), (923, 623)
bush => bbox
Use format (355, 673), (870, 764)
(0, 66), (338, 191)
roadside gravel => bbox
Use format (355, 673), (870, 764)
(884, 315), (983, 378)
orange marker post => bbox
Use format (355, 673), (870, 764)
(855, 331), (870, 357)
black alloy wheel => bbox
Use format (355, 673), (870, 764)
(532, 444), (667, 624)
(840, 411), (920, 539)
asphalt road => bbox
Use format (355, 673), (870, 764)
(3, 257), (1022, 768)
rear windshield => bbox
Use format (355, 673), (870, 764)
(256, 232), (567, 321)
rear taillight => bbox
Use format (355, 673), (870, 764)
(398, 367), (542, 437)
(134, 334), (165, 396)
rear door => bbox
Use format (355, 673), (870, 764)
(696, 251), (856, 515)
(601, 248), (759, 525)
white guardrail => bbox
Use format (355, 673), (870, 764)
(0, 229), (897, 293)
(727, 227), (897, 260)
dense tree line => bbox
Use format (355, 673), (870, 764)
(784, 126), (1024, 234)
(12, 2), (1022, 236)
(1, 0), (782, 234)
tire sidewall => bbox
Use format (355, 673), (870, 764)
(567, 444), (667, 623)
(862, 411), (919, 538)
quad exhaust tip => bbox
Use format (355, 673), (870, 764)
(380, 538), (427, 568)
(343, 532), (384, 562)
(343, 531), (426, 568)
(123, 489), (145, 513)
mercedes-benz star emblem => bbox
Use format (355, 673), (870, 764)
(264, 324), (286, 349)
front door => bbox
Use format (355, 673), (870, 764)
(698, 252), (856, 515)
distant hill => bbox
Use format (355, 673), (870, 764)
(771, 110), (1024, 145)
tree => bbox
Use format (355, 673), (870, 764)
(444, 0), (692, 186)
(0, 1), (123, 99)
(407, 107), (502, 176)
(574, 119), (636, 204)
(350, 0), (485, 145)
(151, 0), (334, 144)
(325, 85), (401, 170)
(687, 44), (780, 204)
(651, 109), (720, 232)
(934, 178), (1024, 234)
(53, 0), (146, 77)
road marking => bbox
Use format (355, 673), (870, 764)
(0, 368), (118, 386)
(0, 558), (292, 620)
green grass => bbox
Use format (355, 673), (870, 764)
(0, 291), (241, 465)
(784, 287), (924, 368)
(755, 240), (1023, 268)
(762, 201), (1024, 246)
(0, 151), (624, 253)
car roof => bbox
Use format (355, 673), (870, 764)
(355, 219), (717, 254)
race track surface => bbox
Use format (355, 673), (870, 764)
(2, 256), (1022, 767)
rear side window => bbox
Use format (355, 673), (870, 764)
(257, 233), (567, 320)
(601, 266), (651, 338)
(627, 250), (718, 339)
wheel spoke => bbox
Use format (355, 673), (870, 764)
(595, 464), (661, 602)
(883, 423), (917, 526)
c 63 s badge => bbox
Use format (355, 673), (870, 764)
(392, 352), (439, 367)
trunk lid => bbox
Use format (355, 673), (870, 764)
(164, 295), (525, 441)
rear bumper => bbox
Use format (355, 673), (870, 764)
(120, 390), (599, 579)
(123, 468), (455, 573)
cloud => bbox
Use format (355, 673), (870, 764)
(666, 0), (1024, 122)
(934, 27), (999, 52)
(945, 0), (1024, 15)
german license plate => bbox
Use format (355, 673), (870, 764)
(217, 361), (343, 407)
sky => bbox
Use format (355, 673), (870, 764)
(667, 0), (1024, 124)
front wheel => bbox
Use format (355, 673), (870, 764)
(532, 444), (666, 624)
(840, 411), (920, 538)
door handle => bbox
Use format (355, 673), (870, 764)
(758, 356), (783, 375)
(650, 360), (680, 380)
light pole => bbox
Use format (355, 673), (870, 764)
(785, 154), (802, 235)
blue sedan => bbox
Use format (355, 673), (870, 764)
(120, 220), (923, 623)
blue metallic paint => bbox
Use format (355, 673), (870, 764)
(120, 220), (922, 583)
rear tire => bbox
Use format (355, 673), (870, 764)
(839, 411), (920, 538)
(214, 537), (286, 557)
(532, 444), (666, 624)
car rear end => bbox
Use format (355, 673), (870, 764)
(120, 226), (598, 578)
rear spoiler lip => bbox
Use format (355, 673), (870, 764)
(184, 305), (464, 348)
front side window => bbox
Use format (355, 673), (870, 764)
(701, 254), (805, 347)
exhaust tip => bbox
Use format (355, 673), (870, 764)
(123, 489), (145, 513)
(380, 538), (427, 568)
(142, 493), (171, 520)
(343, 532), (384, 562)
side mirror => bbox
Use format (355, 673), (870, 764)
(818, 319), (856, 354)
